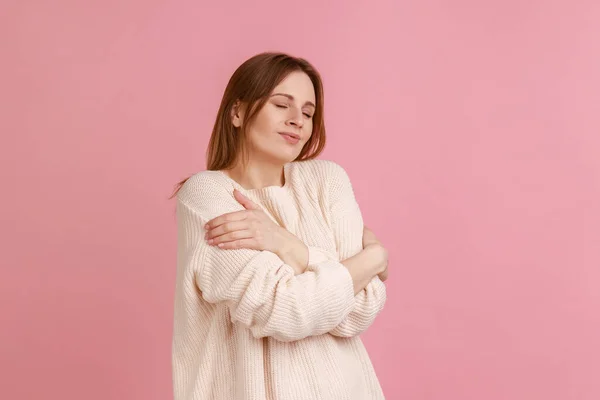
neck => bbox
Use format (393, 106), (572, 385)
(225, 158), (286, 190)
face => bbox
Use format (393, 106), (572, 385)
(232, 71), (316, 165)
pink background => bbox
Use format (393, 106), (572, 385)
(2, 0), (599, 399)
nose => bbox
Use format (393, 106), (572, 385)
(286, 108), (304, 129)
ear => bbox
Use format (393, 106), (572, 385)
(231, 100), (245, 128)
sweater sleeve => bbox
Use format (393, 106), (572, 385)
(324, 162), (387, 338)
(176, 184), (357, 342)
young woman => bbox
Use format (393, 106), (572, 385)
(171, 52), (389, 400)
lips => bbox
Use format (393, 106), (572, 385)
(279, 132), (300, 140)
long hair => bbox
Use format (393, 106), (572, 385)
(169, 52), (327, 199)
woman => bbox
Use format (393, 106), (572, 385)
(171, 52), (389, 400)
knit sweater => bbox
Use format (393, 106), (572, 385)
(172, 159), (387, 400)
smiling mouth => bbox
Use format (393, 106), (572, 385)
(278, 132), (301, 140)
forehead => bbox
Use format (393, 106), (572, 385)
(272, 71), (316, 103)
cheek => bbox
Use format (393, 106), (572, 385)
(304, 120), (314, 135)
(254, 110), (280, 133)
(246, 123), (276, 150)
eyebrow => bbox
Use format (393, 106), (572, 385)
(270, 93), (316, 108)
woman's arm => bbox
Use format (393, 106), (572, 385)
(324, 161), (388, 338)
(177, 197), (358, 343)
(206, 188), (386, 294)
(188, 164), (386, 339)
(340, 243), (388, 294)
(363, 226), (389, 282)
(278, 229), (387, 294)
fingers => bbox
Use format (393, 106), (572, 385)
(207, 229), (256, 247)
(362, 224), (382, 249)
(205, 190), (260, 230)
(379, 268), (389, 282)
(206, 220), (250, 240)
(205, 209), (250, 230)
(234, 188), (261, 210)
(213, 238), (259, 250)
(362, 231), (379, 248)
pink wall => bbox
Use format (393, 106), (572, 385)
(2, 1), (599, 399)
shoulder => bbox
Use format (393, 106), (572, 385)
(176, 170), (240, 218)
(287, 159), (356, 208)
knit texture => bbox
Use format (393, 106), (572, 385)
(172, 159), (387, 400)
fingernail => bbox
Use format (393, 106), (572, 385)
(208, 239), (214, 245)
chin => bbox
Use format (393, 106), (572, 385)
(273, 154), (297, 164)
(265, 148), (301, 164)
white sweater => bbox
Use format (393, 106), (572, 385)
(172, 159), (387, 400)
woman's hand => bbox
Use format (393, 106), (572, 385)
(205, 189), (308, 274)
(204, 189), (287, 253)
(363, 226), (380, 248)
(362, 226), (389, 282)
(341, 243), (389, 294)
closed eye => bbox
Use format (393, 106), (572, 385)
(276, 103), (312, 118)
